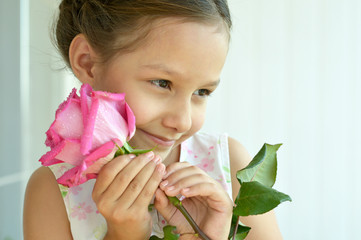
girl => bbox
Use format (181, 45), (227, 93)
(23, 1), (282, 239)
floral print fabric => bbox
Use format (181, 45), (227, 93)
(49, 132), (232, 239)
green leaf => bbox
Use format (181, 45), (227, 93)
(234, 181), (291, 216)
(148, 204), (154, 212)
(233, 226), (250, 240)
(122, 142), (134, 153)
(163, 225), (180, 240)
(129, 148), (154, 156)
(149, 225), (180, 240)
(114, 142), (156, 157)
(114, 146), (126, 157)
(236, 143), (281, 187)
(228, 215), (251, 240)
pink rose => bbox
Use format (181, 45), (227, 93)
(39, 84), (136, 187)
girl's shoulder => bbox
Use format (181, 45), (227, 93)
(24, 166), (65, 208)
(228, 136), (252, 170)
(226, 136), (253, 200)
(23, 167), (72, 239)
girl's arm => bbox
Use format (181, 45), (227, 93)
(228, 137), (283, 240)
(23, 166), (73, 240)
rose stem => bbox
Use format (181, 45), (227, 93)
(168, 196), (211, 240)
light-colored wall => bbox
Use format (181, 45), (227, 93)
(203, 0), (361, 239)
(0, 1), (21, 239)
(0, 0), (77, 239)
(0, 0), (359, 239)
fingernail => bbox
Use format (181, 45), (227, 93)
(167, 185), (175, 191)
(128, 154), (136, 159)
(153, 155), (161, 164)
(182, 188), (190, 193)
(145, 151), (154, 159)
(160, 180), (168, 187)
(157, 163), (165, 173)
(163, 171), (170, 179)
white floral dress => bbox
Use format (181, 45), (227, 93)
(49, 132), (233, 239)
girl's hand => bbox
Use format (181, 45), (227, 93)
(154, 162), (233, 240)
(92, 152), (166, 240)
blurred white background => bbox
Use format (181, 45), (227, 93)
(1, 0), (360, 239)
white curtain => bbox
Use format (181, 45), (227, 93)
(0, 0), (359, 239)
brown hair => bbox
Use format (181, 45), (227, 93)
(54, 0), (232, 68)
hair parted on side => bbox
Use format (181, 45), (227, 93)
(54, 0), (232, 68)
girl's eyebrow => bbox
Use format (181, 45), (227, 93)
(141, 63), (179, 77)
(205, 79), (221, 87)
(141, 63), (221, 86)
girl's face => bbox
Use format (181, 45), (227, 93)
(92, 19), (229, 164)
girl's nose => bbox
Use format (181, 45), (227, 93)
(162, 99), (192, 133)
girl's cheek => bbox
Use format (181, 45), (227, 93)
(191, 111), (206, 133)
(128, 97), (160, 125)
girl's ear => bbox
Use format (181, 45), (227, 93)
(69, 34), (98, 85)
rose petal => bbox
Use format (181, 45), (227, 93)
(40, 139), (84, 166)
(81, 95), (99, 155)
(45, 127), (63, 149)
(53, 98), (83, 139)
(125, 103), (136, 139)
(45, 88), (81, 147)
(56, 165), (83, 187)
(55, 139), (84, 166)
(80, 83), (92, 126)
(82, 140), (118, 176)
(81, 87), (134, 155)
(46, 90), (83, 148)
(57, 140), (118, 187)
(90, 98), (129, 151)
(40, 141), (68, 166)
(40, 83), (137, 188)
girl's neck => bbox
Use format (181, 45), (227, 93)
(162, 144), (181, 166)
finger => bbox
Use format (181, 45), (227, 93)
(163, 161), (192, 179)
(117, 157), (162, 209)
(181, 183), (233, 215)
(132, 163), (166, 209)
(154, 188), (169, 209)
(93, 154), (135, 201)
(161, 173), (210, 197)
(160, 165), (205, 191)
(95, 151), (156, 203)
(180, 182), (231, 206)
(154, 188), (177, 222)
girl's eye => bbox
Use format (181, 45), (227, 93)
(150, 79), (171, 89)
(194, 89), (212, 97)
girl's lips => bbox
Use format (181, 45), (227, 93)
(141, 130), (176, 147)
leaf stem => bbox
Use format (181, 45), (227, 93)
(232, 216), (240, 240)
(168, 196), (211, 240)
